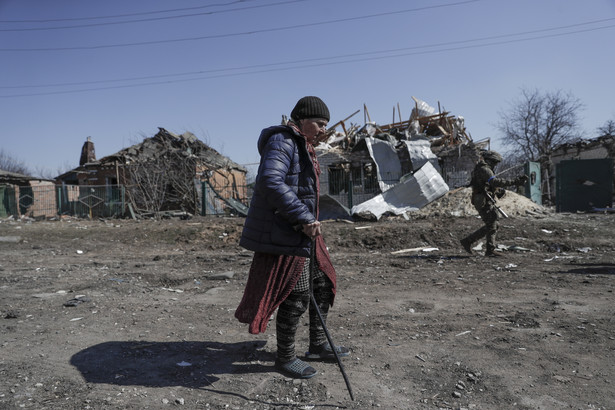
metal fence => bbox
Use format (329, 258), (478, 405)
(0, 182), (251, 219)
(2, 173), (403, 219)
(1, 184), (127, 219)
(321, 168), (404, 209)
(58, 185), (126, 218)
(197, 180), (250, 216)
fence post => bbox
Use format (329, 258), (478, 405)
(201, 180), (207, 216)
(56, 185), (62, 216)
(347, 179), (353, 209)
(121, 185), (126, 217)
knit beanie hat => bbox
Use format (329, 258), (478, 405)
(290, 96), (330, 121)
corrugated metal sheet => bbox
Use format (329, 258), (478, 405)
(351, 162), (449, 220)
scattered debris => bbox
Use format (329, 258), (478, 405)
(497, 244), (534, 253)
(4, 310), (19, 319)
(591, 207), (615, 213)
(455, 381), (467, 391)
(0, 236), (21, 243)
(391, 247), (439, 255)
(63, 296), (91, 307)
(161, 287), (184, 293)
(207, 271), (235, 280)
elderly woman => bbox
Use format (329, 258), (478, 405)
(235, 96), (349, 379)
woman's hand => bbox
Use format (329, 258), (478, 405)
(302, 221), (321, 238)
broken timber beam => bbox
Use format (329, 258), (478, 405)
(364, 104), (372, 123)
(327, 109), (360, 134)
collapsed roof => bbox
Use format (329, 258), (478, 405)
(0, 169), (33, 183)
(315, 97), (489, 220)
(320, 96), (489, 182)
(0, 169), (52, 184)
(322, 96), (476, 152)
(99, 127), (246, 173)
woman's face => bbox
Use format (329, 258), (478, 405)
(299, 118), (328, 145)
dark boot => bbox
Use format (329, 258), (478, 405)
(460, 237), (473, 254)
(484, 246), (502, 257)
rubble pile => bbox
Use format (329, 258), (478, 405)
(314, 96), (520, 220)
(415, 187), (550, 218)
(323, 96), (473, 151)
(103, 128), (244, 171)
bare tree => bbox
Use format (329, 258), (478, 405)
(125, 160), (169, 217)
(597, 119), (615, 137)
(124, 136), (199, 218)
(497, 88), (583, 160)
(32, 164), (74, 180)
(497, 88), (583, 202)
(0, 149), (31, 175)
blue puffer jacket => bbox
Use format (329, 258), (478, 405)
(239, 125), (317, 257)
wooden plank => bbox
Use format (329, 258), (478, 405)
(364, 104), (372, 123)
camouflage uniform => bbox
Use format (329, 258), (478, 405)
(461, 151), (526, 256)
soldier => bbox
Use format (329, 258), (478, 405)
(460, 150), (528, 257)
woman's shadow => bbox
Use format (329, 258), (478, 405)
(70, 339), (272, 388)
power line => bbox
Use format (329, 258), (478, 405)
(0, 0), (305, 31)
(2, 21), (613, 98)
(0, 0), (483, 50)
(0, 0), (256, 23)
(2, 17), (613, 90)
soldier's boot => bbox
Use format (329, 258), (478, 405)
(484, 228), (499, 257)
(484, 244), (501, 257)
(460, 237), (473, 254)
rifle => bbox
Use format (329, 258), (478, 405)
(495, 163), (524, 177)
(485, 191), (508, 218)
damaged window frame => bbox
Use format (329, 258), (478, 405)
(327, 161), (378, 197)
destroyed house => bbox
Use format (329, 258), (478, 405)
(317, 97), (488, 211)
(550, 134), (615, 211)
(56, 128), (247, 216)
(551, 134), (615, 165)
(0, 169), (56, 218)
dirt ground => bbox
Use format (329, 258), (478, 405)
(1, 200), (614, 409)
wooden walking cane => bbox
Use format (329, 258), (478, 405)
(309, 238), (355, 401)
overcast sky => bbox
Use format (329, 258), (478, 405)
(1, 0), (614, 177)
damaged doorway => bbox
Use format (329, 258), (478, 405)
(326, 162), (379, 208)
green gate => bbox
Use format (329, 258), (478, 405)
(556, 158), (613, 212)
(0, 185), (15, 217)
(524, 161), (542, 205)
